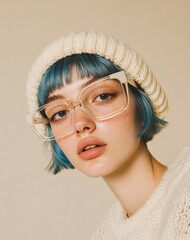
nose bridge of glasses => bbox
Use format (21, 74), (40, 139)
(69, 98), (82, 110)
(70, 97), (91, 120)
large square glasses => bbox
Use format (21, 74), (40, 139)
(27, 71), (129, 141)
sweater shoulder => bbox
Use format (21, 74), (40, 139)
(158, 147), (190, 239)
(167, 147), (190, 175)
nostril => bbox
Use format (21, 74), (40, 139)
(76, 126), (91, 134)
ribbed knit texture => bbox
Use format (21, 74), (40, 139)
(91, 147), (190, 240)
(27, 31), (168, 120)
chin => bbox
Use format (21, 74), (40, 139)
(78, 162), (112, 178)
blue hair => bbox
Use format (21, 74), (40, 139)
(37, 54), (167, 174)
(129, 85), (167, 142)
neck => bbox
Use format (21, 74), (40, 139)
(103, 142), (167, 217)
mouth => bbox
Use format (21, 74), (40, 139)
(82, 144), (101, 152)
(77, 138), (106, 160)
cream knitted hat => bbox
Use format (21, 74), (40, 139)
(27, 31), (168, 119)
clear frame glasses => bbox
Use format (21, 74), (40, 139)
(27, 71), (130, 141)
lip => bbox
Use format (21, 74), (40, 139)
(77, 137), (107, 160)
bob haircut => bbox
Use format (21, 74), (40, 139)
(37, 54), (167, 174)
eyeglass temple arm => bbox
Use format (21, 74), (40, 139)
(110, 71), (137, 88)
(32, 117), (49, 125)
(109, 71), (126, 83)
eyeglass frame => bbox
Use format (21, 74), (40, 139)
(26, 70), (130, 141)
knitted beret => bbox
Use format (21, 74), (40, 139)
(27, 31), (168, 119)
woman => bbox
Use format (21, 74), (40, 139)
(27, 32), (190, 239)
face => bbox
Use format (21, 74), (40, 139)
(49, 69), (141, 178)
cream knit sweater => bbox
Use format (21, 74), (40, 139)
(91, 147), (190, 240)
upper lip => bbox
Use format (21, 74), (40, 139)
(77, 137), (107, 155)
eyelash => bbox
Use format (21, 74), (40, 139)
(94, 93), (116, 102)
(50, 110), (69, 122)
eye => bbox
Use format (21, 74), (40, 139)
(95, 93), (116, 102)
(51, 110), (69, 122)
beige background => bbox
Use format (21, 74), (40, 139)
(0, 0), (189, 239)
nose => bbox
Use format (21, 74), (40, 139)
(73, 107), (96, 135)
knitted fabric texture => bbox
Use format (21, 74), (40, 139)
(91, 147), (190, 240)
(27, 31), (168, 120)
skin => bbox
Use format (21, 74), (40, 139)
(49, 68), (167, 216)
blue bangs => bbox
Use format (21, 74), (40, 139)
(37, 54), (121, 107)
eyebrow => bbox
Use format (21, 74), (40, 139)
(47, 95), (65, 103)
(79, 76), (108, 90)
(47, 76), (107, 103)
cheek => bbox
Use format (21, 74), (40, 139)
(107, 110), (139, 148)
(57, 137), (76, 160)
(109, 97), (138, 137)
